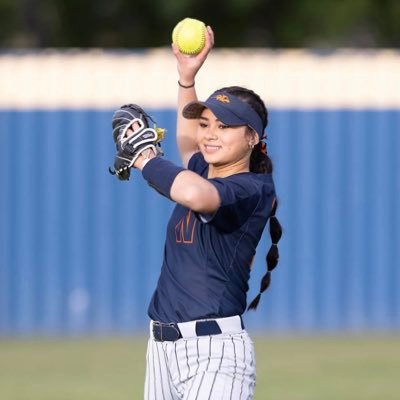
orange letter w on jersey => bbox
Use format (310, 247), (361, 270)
(175, 210), (197, 244)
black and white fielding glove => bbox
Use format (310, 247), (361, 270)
(109, 104), (165, 181)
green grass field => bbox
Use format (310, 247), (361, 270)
(1, 335), (399, 399)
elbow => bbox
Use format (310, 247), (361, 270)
(182, 185), (219, 213)
(181, 186), (203, 210)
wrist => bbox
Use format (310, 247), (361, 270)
(133, 149), (156, 170)
(178, 80), (195, 89)
(139, 158), (151, 170)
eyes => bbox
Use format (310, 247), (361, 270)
(199, 121), (229, 130)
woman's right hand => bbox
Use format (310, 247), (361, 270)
(172, 25), (215, 85)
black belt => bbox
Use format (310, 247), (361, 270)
(152, 319), (225, 342)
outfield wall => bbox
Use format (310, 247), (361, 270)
(0, 49), (399, 336)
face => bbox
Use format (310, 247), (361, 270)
(196, 108), (258, 169)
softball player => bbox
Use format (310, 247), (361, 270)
(131, 26), (282, 399)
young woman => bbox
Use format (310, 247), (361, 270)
(132, 26), (281, 400)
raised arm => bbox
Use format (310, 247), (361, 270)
(173, 26), (214, 167)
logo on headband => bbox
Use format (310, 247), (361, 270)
(215, 94), (230, 104)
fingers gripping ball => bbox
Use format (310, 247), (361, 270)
(172, 18), (206, 56)
(109, 104), (166, 181)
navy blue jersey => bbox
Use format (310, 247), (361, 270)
(147, 152), (276, 323)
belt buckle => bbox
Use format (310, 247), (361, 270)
(153, 321), (181, 342)
(152, 321), (163, 341)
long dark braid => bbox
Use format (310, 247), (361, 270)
(218, 86), (283, 311)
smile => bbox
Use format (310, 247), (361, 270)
(204, 144), (221, 153)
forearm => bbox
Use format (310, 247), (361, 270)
(139, 157), (220, 214)
(176, 82), (199, 166)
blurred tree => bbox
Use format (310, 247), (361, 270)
(370, 0), (400, 47)
(0, 0), (398, 48)
(0, 0), (17, 44)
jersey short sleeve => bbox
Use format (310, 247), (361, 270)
(187, 152), (275, 232)
(206, 176), (265, 231)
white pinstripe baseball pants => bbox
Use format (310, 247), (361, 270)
(144, 325), (256, 399)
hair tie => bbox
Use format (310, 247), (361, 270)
(178, 80), (195, 89)
(260, 141), (267, 154)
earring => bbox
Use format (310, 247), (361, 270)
(249, 142), (255, 149)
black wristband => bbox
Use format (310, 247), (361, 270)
(142, 158), (185, 199)
(178, 80), (195, 89)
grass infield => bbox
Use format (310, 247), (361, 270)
(0, 335), (399, 399)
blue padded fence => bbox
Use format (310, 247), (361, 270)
(0, 109), (399, 336)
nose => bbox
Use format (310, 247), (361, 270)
(204, 127), (218, 140)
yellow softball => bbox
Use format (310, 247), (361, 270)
(172, 18), (206, 56)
